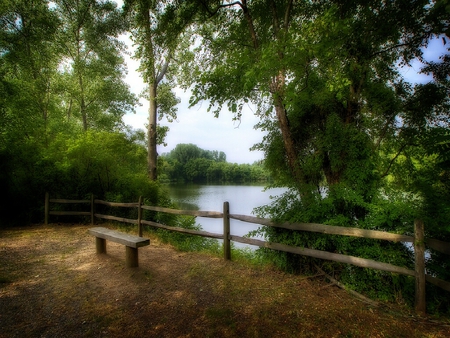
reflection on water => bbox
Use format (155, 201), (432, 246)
(164, 184), (287, 249)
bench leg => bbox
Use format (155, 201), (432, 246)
(96, 237), (106, 254)
(126, 246), (139, 267)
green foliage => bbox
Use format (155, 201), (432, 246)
(159, 143), (270, 183)
(176, 0), (450, 311)
(0, 0), (141, 225)
(144, 189), (221, 253)
(1, 0), (449, 315)
(151, 215), (221, 253)
(53, 0), (137, 131)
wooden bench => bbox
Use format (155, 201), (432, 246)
(88, 227), (150, 267)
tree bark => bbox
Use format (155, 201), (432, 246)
(273, 91), (302, 184)
(414, 219), (426, 315)
(267, 2), (306, 192)
(140, 2), (158, 181)
(78, 71), (87, 131)
(240, 0), (258, 48)
(148, 82), (158, 180)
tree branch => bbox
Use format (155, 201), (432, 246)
(284, 0), (294, 31)
(156, 56), (170, 85)
(380, 143), (408, 178)
(198, 0), (258, 49)
(369, 34), (428, 60)
(199, 0), (242, 16)
(270, 1), (280, 36)
(315, 265), (379, 307)
(240, 0), (258, 49)
(374, 116), (395, 151)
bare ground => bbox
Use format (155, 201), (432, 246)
(0, 224), (449, 338)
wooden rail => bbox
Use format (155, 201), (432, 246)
(230, 214), (414, 242)
(45, 192), (450, 314)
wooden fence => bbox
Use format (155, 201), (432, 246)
(45, 193), (450, 314)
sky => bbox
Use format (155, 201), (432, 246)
(120, 35), (447, 164)
(120, 41), (265, 164)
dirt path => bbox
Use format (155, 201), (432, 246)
(1, 224), (449, 337)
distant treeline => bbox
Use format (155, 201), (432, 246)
(158, 144), (270, 183)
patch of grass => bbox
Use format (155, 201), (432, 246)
(186, 261), (209, 278)
(148, 225), (222, 254)
(229, 245), (272, 268)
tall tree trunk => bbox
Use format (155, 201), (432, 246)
(79, 73), (87, 131)
(148, 82), (158, 180)
(140, 1), (159, 181)
(272, 87), (312, 201)
(245, 0), (305, 191)
(67, 99), (73, 121)
(273, 89), (301, 183)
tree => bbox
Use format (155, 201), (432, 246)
(55, 0), (136, 131)
(0, 0), (59, 138)
(160, 143), (270, 182)
(0, 0), (142, 225)
(183, 0), (449, 216)
(123, 0), (191, 180)
(175, 0), (450, 304)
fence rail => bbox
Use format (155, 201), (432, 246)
(45, 192), (450, 314)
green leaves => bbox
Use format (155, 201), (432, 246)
(54, 0), (136, 131)
(155, 82), (180, 122)
(175, 0), (450, 307)
(159, 143), (269, 183)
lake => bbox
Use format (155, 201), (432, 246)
(164, 184), (287, 249)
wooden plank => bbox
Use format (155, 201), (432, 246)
(230, 235), (450, 293)
(94, 213), (137, 225)
(229, 214), (414, 243)
(96, 237), (106, 254)
(315, 265), (379, 307)
(138, 196), (143, 237)
(141, 204), (223, 218)
(425, 275), (450, 292)
(229, 235), (416, 277)
(90, 194), (94, 225)
(427, 238), (450, 255)
(88, 227), (149, 248)
(126, 246), (139, 267)
(94, 199), (139, 208)
(140, 219), (224, 239)
(49, 198), (90, 204)
(414, 219), (426, 315)
(49, 211), (91, 216)
(223, 202), (231, 260)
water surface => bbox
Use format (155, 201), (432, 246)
(165, 184), (286, 248)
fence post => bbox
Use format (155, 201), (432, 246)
(45, 192), (49, 225)
(90, 194), (94, 225)
(414, 219), (426, 315)
(223, 201), (231, 260)
(138, 196), (143, 237)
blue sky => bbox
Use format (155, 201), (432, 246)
(121, 37), (447, 164)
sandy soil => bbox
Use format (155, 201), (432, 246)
(0, 224), (449, 337)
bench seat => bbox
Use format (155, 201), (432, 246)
(88, 227), (150, 267)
